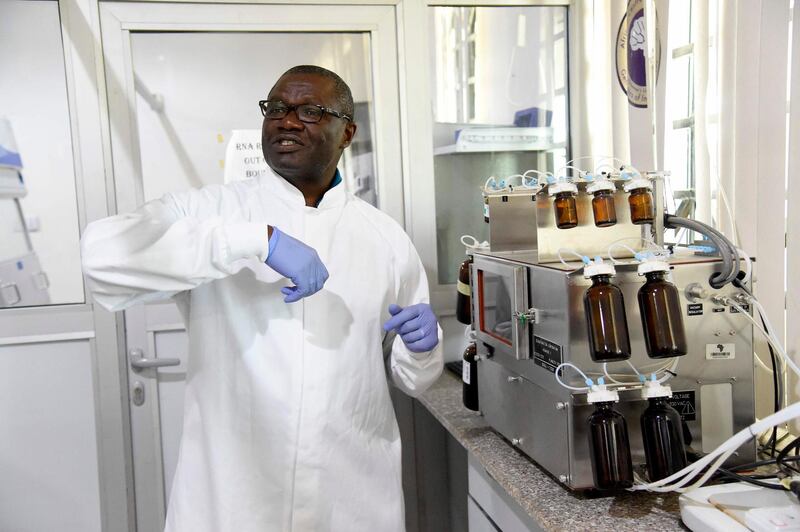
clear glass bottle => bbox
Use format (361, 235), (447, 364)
(587, 180), (617, 227)
(640, 381), (687, 482)
(549, 181), (579, 229)
(462, 342), (479, 411)
(587, 386), (633, 490)
(637, 260), (688, 359)
(583, 260), (631, 362)
(456, 257), (472, 325)
(624, 178), (655, 225)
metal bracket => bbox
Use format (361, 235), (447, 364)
(513, 308), (539, 326)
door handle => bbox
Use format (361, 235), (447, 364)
(129, 348), (180, 370)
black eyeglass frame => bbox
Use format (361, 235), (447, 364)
(258, 100), (352, 123)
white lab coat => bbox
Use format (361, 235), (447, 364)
(81, 170), (444, 532)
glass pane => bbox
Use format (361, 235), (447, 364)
(0, 200), (29, 263)
(431, 6), (569, 284)
(130, 32), (376, 205)
(0, 0), (84, 307)
(478, 270), (513, 344)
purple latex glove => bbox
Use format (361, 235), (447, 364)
(265, 227), (329, 303)
(382, 303), (440, 353)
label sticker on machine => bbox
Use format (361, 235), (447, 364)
(687, 303), (704, 316)
(666, 391), (696, 421)
(730, 304), (750, 313)
(706, 343), (735, 360)
(712, 307), (726, 313)
(533, 336), (562, 373)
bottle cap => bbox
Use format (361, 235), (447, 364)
(637, 256), (670, 275)
(587, 383), (620, 404)
(642, 380), (673, 399)
(548, 181), (578, 196)
(583, 257), (616, 278)
(623, 177), (653, 193)
(586, 179), (616, 195)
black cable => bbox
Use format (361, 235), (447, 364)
(727, 455), (800, 472)
(733, 279), (782, 457)
(714, 468), (788, 490)
(776, 435), (800, 476)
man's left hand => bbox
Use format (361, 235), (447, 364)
(382, 303), (439, 353)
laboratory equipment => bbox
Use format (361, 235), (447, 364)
(624, 177), (655, 225)
(549, 180), (579, 229)
(456, 256), (472, 324)
(462, 342), (479, 411)
(640, 380), (687, 482)
(0, 117), (50, 307)
(586, 384), (633, 490)
(583, 258), (631, 362)
(637, 257), (688, 359)
(586, 178), (618, 227)
(467, 166), (756, 490)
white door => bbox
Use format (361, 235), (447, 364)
(100, 2), (404, 530)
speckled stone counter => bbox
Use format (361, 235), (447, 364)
(416, 370), (686, 532)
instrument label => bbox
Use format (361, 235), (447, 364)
(687, 303), (704, 316)
(533, 335), (562, 373)
(666, 390), (696, 421)
(706, 343), (735, 360)
(730, 304), (750, 314)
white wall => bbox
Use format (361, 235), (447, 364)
(0, 1), (84, 305)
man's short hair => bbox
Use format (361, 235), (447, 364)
(277, 65), (354, 119)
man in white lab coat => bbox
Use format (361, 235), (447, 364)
(81, 65), (444, 532)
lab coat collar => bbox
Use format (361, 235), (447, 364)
(260, 167), (346, 210)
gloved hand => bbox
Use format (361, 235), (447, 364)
(382, 303), (440, 353)
(265, 227), (329, 303)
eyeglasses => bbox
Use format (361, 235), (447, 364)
(259, 100), (352, 123)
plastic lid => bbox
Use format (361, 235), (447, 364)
(587, 384), (620, 404)
(642, 380), (673, 399)
(586, 180), (616, 195)
(583, 257), (616, 278)
(548, 181), (578, 196)
(637, 257), (669, 275)
(623, 177), (653, 192)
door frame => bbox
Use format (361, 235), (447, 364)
(99, 2), (405, 529)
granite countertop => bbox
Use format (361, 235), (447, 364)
(417, 370), (685, 532)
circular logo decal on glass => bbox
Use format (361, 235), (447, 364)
(616, 0), (661, 108)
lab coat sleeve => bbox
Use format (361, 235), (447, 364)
(81, 191), (269, 312)
(383, 236), (444, 398)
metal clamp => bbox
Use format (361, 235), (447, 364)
(129, 348), (180, 371)
(513, 308), (539, 326)
(507, 376), (522, 383)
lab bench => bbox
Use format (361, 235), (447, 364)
(413, 370), (685, 532)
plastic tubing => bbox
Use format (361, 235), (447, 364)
(664, 215), (738, 287)
(557, 248), (588, 270)
(555, 362), (592, 391)
(728, 298), (800, 379)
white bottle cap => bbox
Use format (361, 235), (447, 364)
(583, 258), (616, 278)
(642, 380), (673, 399)
(586, 180), (616, 195)
(623, 177), (653, 193)
(548, 181), (578, 196)
(587, 384), (620, 404)
(637, 258), (670, 275)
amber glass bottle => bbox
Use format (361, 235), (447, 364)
(587, 180), (618, 227)
(584, 273), (631, 362)
(588, 401), (634, 490)
(462, 342), (479, 411)
(554, 192), (578, 228)
(624, 178), (655, 225)
(641, 394), (687, 481)
(638, 269), (688, 358)
(456, 257), (472, 325)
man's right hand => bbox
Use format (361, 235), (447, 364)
(265, 227), (329, 303)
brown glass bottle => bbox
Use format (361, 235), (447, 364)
(554, 192), (578, 229)
(588, 402), (634, 490)
(638, 271), (688, 358)
(456, 257), (472, 325)
(584, 275), (631, 362)
(628, 187), (654, 225)
(641, 397), (687, 481)
(462, 342), (479, 411)
(592, 189), (617, 227)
